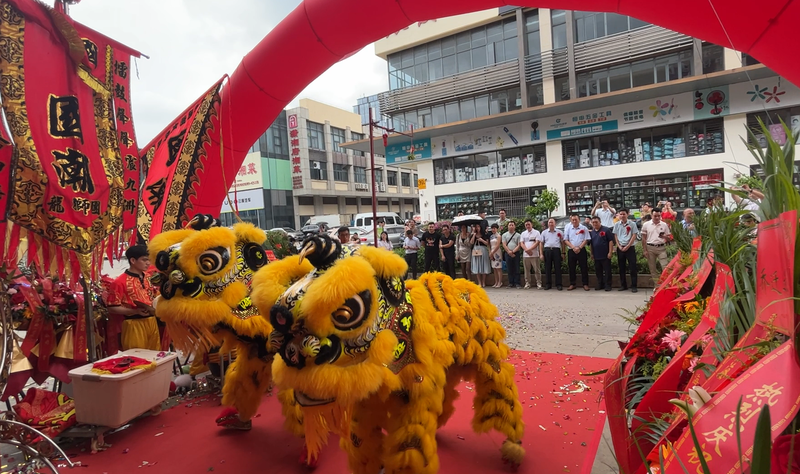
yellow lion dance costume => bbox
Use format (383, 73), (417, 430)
(251, 233), (525, 474)
(147, 215), (307, 448)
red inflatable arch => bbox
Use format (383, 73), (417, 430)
(187, 0), (798, 215)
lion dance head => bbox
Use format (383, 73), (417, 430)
(251, 233), (412, 451)
(148, 214), (272, 353)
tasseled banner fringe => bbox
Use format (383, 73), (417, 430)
(0, 220), (134, 283)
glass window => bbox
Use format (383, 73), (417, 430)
(456, 32), (471, 52)
(310, 160), (327, 180)
(487, 22), (503, 44)
(354, 166), (367, 184)
(414, 45), (427, 64)
(551, 10), (567, 49)
(630, 16), (649, 29)
(401, 172), (411, 187)
(445, 101), (460, 122)
(331, 127), (346, 153)
(429, 58), (443, 81)
(631, 59), (655, 88)
(401, 49), (414, 68)
(473, 152), (496, 180)
(475, 95), (490, 117)
(471, 28), (487, 47)
(442, 54), (457, 76)
(528, 82), (544, 107)
(351, 132), (365, 156)
(333, 163), (348, 182)
(527, 31), (541, 56)
(428, 40), (441, 60)
(503, 37), (519, 60)
(497, 149), (521, 177)
(413, 173), (418, 187)
(441, 37), (456, 56)
(414, 63), (428, 83)
(454, 155), (475, 182)
(457, 51), (472, 72)
(702, 44), (724, 74)
(472, 45), (487, 68)
(503, 18), (517, 39)
(460, 97), (476, 120)
(374, 168), (383, 184)
(555, 75), (570, 101)
(387, 170), (397, 186)
(307, 121), (325, 150)
(606, 13), (629, 35)
(432, 105), (446, 126)
(609, 66), (631, 92)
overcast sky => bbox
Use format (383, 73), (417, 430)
(66, 0), (388, 144)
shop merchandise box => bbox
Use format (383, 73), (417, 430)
(68, 349), (177, 428)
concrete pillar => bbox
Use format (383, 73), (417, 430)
(565, 10), (577, 100)
(692, 39), (703, 76)
(515, 8), (529, 108)
(539, 9), (556, 104)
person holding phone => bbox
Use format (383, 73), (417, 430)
(660, 201), (677, 221)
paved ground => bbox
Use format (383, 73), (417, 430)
(485, 284), (650, 474)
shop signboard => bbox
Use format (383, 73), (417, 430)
(288, 114), (303, 189)
(220, 188), (265, 213)
(233, 152), (263, 190)
(546, 120), (618, 140)
(693, 85), (730, 119)
(386, 137), (432, 164)
(729, 76), (800, 114)
(619, 94), (693, 129)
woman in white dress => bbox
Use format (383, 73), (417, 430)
(470, 223), (491, 287)
(456, 225), (472, 280)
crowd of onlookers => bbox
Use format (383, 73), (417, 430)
(329, 184), (764, 293)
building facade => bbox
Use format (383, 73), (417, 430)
(346, 8), (792, 222)
(219, 102), (421, 230)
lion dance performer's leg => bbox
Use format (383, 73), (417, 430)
(342, 395), (387, 474)
(431, 274), (526, 467)
(217, 343), (272, 430)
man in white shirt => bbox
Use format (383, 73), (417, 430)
(403, 229), (421, 280)
(592, 199), (617, 228)
(538, 218), (564, 291)
(641, 208), (672, 285)
(563, 214), (591, 291)
(520, 219), (542, 289)
(732, 184), (763, 215)
(612, 208), (639, 293)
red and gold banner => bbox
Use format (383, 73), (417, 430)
(663, 341), (800, 473)
(0, 0), (141, 278)
(137, 79), (223, 242)
(754, 211), (796, 335)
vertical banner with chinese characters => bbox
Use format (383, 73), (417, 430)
(288, 114), (303, 189)
(663, 341), (800, 473)
(0, 0), (141, 280)
(70, 19), (142, 243)
(136, 79), (223, 242)
(754, 211), (797, 335)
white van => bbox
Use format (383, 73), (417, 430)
(352, 212), (404, 228)
(305, 214), (347, 228)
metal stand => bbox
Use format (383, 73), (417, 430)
(78, 277), (97, 363)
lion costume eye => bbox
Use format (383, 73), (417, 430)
(331, 290), (372, 331)
(197, 247), (230, 275)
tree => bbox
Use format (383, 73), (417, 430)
(525, 187), (560, 220)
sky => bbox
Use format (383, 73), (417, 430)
(66, 0), (389, 145)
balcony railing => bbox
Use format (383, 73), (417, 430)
(524, 48), (569, 83)
(573, 25), (693, 72)
(378, 58), (521, 114)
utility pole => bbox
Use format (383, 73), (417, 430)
(367, 107), (414, 247)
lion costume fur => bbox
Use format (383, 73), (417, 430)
(147, 215), (304, 436)
(252, 234), (525, 474)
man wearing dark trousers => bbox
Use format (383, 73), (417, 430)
(612, 208), (639, 293)
(563, 214), (590, 291)
(421, 222), (440, 273)
(439, 224), (457, 279)
(538, 218), (564, 290)
(589, 216), (614, 291)
(501, 221), (522, 288)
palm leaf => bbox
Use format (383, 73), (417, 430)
(750, 405), (772, 474)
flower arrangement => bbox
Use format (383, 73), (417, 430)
(626, 297), (710, 382)
(7, 276), (80, 328)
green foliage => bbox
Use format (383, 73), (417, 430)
(668, 218), (694, 258)
(525, 187), (561, 220)
(735, 174), (764, 191)
(751, 405), (773, 474)
(263, 230), (291, 259)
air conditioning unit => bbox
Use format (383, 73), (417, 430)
(379, 183), (386, 192)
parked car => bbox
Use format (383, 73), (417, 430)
(328, 226), (367, 241)
(301, 223), (328, 236)
(358, 225), (405, 248)
(484, 214), (501, 226)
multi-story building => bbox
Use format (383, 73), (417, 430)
(221, 99), (420, 230)
(346, 8), (793, 222)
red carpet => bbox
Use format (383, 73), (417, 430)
(66, 351), (611, 474)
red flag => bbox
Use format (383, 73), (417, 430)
(137, 79), (223, 242)
(0, 0), (142, 276)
